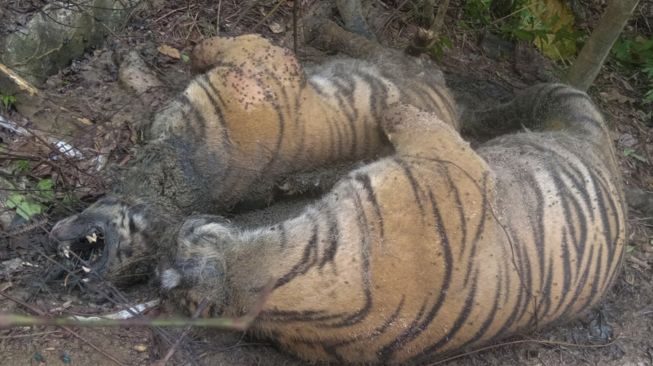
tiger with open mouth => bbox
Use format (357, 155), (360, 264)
(50, 23), (624, 365)
(49, 22), (458, 283)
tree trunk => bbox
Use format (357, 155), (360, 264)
(566, 0), (639, 91)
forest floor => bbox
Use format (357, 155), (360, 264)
(1, 0), (653, 365)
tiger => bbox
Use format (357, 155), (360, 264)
(52, 82), (626, 363)
(154, 83), (626, 364)
(48, 24), (625, 364)
(50, 21), (458, 283)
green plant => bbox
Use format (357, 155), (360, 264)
(427, 35), (452, 61)
(612, 36), (653, 103)
(4, 178), (55, 220)
(462, 0), (580, 61)
(1, 94), (16, 111)
(13, 160), (31, 173)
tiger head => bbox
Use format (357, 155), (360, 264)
(49, 196), (175, 284)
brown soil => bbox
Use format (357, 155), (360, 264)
(1, 1), (652, 365)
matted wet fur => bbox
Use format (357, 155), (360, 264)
(50, 28), (458, 283)
(158, 84), (624, 363)
(49, 26), (625, 364)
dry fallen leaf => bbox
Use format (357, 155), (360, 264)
(600, 88), (635, 104)
(157, 44), (181, 59)
(268, 22), (284, 34)
(133, 344), (148, 352)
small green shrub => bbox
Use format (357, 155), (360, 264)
(612, 36), (653, 103)
(461, 0), (580, 60)
(4, 177), (56, 221)
(1, 94), (16, 111)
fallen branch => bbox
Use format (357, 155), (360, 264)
(0, 290), (125, 365)
(0, 280), (274, 331)
(0, 63), (39, 96)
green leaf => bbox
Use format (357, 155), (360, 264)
(15, 199), (44, 220)
(35, 178), (55, 201)
(181, 53), (190, 63)
(5, 193), (44, 220)
(644, 89), (653, 104)
(6, 193), (24, 209)
(623, 148), (648, 163)
(14, 160), (31, 173)
(1, 94), (16, 110)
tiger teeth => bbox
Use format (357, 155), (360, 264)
(86, 233), (98, 243)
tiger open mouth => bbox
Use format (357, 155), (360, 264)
(58, 227), (108, 281)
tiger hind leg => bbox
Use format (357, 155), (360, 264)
(461, 83), (607, 142)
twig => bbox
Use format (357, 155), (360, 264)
(216, 0), (222, 35)
(154, 299), (209, 366)
(152, 5), (194, 24)
(429, 0), (450, 35)
(252, 0), (286, 32)
(425, 337), (622, 365)
(0, 280), (274, 331)
(0, 63), (39, 96)
(232, 0), (260, 29)
(0, 290), (125, 365)
(0, 330), (60, 339)
(292, 0), (298, 54)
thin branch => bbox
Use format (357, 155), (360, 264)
(0, 280), (274, 331)
(425, 337), (622, 365)
(0, 290), (126, 365)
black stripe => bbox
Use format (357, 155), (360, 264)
(522, 171), (546, 295)
(458, 268), (502, 349)
(416, 270), (480, 360)
(392, 157), (425, 214)
(581, 245), (604, 310)
(278, 223), (287, 248)
(322, 181), (373, 327)
(463, 173), (489, 286)
(274, 218), (319, 289)
(550, 229), (573, 317)
(199, 75), (230, 142)
(178, 93), (206, 141)
(309, 78), (329, 96)
(442, 165), (468, 257)
(559, 245), (595, 317)
(429, 86), (457, 124)
(297, 296), (407, 362)
(378, 189), (453, 360)
(538, 255), (555, 322)
(593, 168), (623, 290)
(319, 208), (340, 269)
(259, 309), (346, 322)
(587, 171), (613, 266)
(332, 92), (358, 157)
(354, 173), (384, 239)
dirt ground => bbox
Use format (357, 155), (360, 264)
(1, 1), (653, 365)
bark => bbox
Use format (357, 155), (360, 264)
(566, 0), (640, 91)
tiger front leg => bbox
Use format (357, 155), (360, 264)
(381, 103), (493, 189)
(160, 215), (276, 319)
(159, 215), (234, 317)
